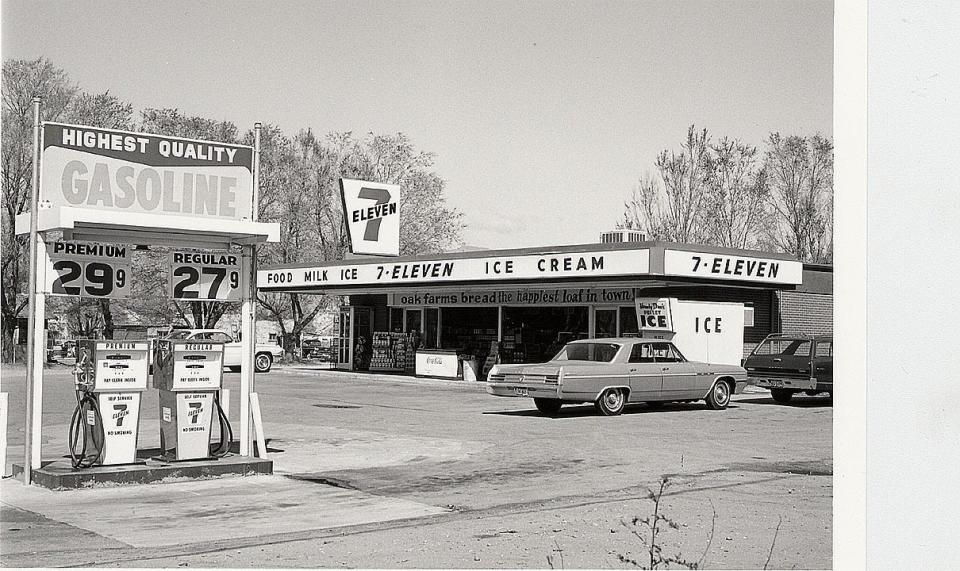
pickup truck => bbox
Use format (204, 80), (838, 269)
(164, 329), (284, 372)
(742, 334), (832, 403)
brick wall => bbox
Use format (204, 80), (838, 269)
(778, 291), (834, 336)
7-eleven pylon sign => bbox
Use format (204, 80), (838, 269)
(340, 179), (401, 256)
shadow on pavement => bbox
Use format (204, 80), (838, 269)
(484, 402), (742, 418)
(736, 396), (833, 408)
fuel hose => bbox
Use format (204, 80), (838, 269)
(68, 390), (105, 469)
(210, 391), (233, 458)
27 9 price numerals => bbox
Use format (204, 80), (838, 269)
(171, 266), (241, 301)
(49, 260), (130, 298)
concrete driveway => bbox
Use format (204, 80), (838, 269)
(1, 364), (832, 568)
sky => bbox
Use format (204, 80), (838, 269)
(1, 0), (832, 249)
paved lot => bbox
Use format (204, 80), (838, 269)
(1, 363), (832, 568)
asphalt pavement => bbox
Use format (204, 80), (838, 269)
(0, 362), (832, 568)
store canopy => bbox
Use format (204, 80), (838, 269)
(257, 241), (803, 295)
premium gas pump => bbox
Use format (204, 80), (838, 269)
(69, 340), (150, 469)
(153, 340), (232, 460)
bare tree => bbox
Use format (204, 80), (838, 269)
(618, 125), (712, 243)
(703, 137), (770, 250)
(1, 58), (78, 360)
(256, 127), (327, 357)
(654, 125), (712, 243)
(764, 133), (834, 263)
(619, 172), (668, 239)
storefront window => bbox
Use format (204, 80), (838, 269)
(502, 306), (588, 364)
(405, 309), (422, 334)
(423, 308), (439, 349)
(405, 309), (422, 350)
(439, 307), (498, 358)
(619, 306), (639, 337)
(595, 309), (617, 338)
(390, 307), (404, 332)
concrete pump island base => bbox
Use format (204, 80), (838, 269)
(11, 117), (280, 490)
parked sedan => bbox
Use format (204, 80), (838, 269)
(487, 337), (749, 416)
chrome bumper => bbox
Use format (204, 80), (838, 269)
(750, 376), (817, 391)
(486, 383), (561, 398)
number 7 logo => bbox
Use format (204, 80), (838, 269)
(113, 404), (128, 427)
(358, 187), (392, 241)
(188, 402), (203, 424)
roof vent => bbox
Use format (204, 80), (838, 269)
(600, 229), (645, 244)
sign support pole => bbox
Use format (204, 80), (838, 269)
(22, 97), (41, 484)
(239, 247), (254, 456)
(239, 122), (262, 456)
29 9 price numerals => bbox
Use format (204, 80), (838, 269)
(46, 260), (131, 298)
(170, 266), (242, 301)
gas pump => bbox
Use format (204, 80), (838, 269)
(69, 340), (149, 469)
(152, 340), (232, 460)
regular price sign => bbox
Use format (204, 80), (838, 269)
(45, 241), (132, 298)
(169, 251), (242, 301)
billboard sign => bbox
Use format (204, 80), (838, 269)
(40, 123), (253, 221)
(340, 178), (400, 256)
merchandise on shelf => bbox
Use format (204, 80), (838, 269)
(368, 331), (412, 371)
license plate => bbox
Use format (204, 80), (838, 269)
(513, 387), (528, 396)
(767, 379), (784, 388)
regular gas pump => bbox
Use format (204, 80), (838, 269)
(69, 340), (149, 469)
(153, 339), (232, 460)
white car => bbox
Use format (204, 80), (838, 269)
(487, 337), (749, 416)
(164, 329), (283, 372)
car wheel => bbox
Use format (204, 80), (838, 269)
(705, 380), (732, 410)
(254, 353), (273, 373)
(533, 398), (562, 415)
(595, 388), (627, 416)
(770, 388), (793, 404)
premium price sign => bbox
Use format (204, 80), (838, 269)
(44, 241), (131, 298)
(168, 251), (243, 301)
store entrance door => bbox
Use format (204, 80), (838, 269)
(336, 307), (352, 368)
(353, 307), (373, 370)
